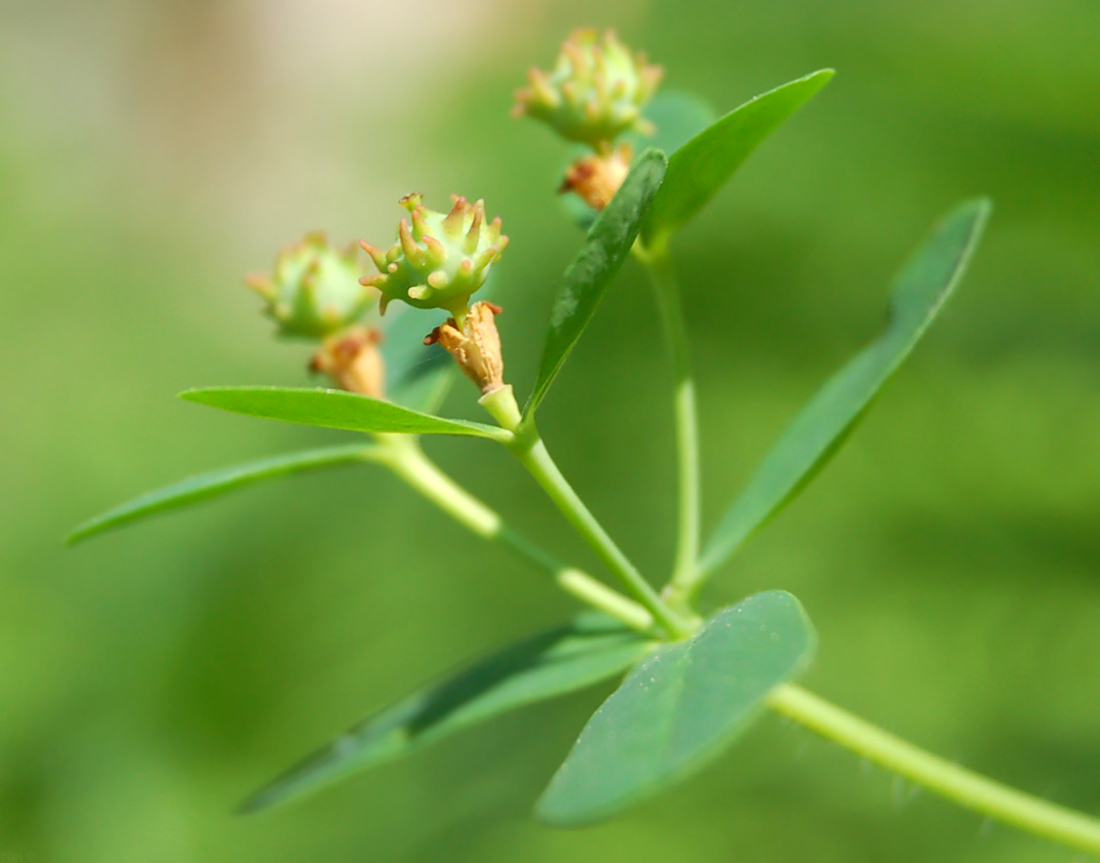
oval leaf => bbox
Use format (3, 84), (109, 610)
(536, 591), (816, 826)
(640, 69), (834, 248)
(180, 387), (510, 441)
(241, 613), (656, 813)
(699, 199), (991, 578)
(525, 149), (668, 417)
(66, 443), (377, 545)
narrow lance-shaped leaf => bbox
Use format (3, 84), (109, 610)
(180, 387), (511, 442)
(699, 199), (992, 578)
(536, 590), (816, 826)
(241, 613), (656, 813)
(525, 149), (668, 417)
(66, 443), (378, 545)
(640, 69), (834, 248)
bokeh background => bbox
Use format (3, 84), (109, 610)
(2, 0), (1099, 860)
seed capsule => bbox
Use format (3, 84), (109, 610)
(246, 233), (373, 340)
(513, 29), (663, 149)
(361, 194), (508, 322)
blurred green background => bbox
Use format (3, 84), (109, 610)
(2, 0), (1099, 860)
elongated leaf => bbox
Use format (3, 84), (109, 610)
(525, 149), (668, 416)
(66, 443), (376, 545)
(536, 591), (815, 826)
(640, 69), (834, 248)
(180, 387), (509, 441)
(241, 613), (656, 813)
(699, 199), (991, 577)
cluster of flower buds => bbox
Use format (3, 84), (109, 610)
(513, 28), (663, 150)
(245, 233), (376, 340)
(360, 194), (508, 323)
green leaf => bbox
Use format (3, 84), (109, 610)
(180, 387), (510, 441)
(379, 303), (455, 412)
(525, 149), (668, 417)
(66, 443), (377, 545)
(640, 69), (834, 248)
(627, 89), (718, 157)
(536, 591), (815, 826)
(699, 199), (991, 578)
(241, 613), (656, 813)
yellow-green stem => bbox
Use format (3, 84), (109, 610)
(375, 434), (654, 633)
(638, 248), (702, 604)
(769, 683), (1100, 855)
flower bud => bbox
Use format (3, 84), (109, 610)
(513, 29), (663, 149)
(245, 233), (375, 340)
(560, 142), (633, 210)
(360, 194), (508, 321)
(309, 326), (386, 400)
(425, 301), (506, 396)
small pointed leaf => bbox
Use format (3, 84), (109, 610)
(699, 199), (991, 577)
(525, 149), (667, 417)
(66, 443), (377, 544)
(242, 613), (656, 813)
(640, 69), (834, 248)
(536, 591), (815, 826)
(180, 387), (510, 441)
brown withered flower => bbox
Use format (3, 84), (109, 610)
(425, 301), (506, 396)
(310, 326), (386, 400)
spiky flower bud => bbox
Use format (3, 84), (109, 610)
(245, 233), (375, 340)
(360, 194), (508, 322)
(560, 142), (633, 210)
(513, 28), (663, 149)
(425, 301), (506, 396)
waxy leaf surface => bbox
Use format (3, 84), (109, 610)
(699, 199), (991, 577)
(242, 613), (656, 813)
(180, 387), (508, 440)
(640, 69), (834, 248)
(525, 149), (667, 416)
(66, 443), (377, 544)
(537, 591), (815, 825)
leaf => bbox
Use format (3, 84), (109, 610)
(241, 613), (656, 813)
(640, 70), (834, 248)
(525, 149), (668, 417)
(536, 591), (815, 826)
(626, 89), (718, 157)
(180, 387), (510, 441)
(378, 302), (455, 412)
(66, 443), (377, 545)
(699, 199), (992, 578)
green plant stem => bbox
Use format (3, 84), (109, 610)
(639, 250), (702, 602)
(768, 683), (1100, 855)
(374, 434), (654, 633)
(480, 389), (698, 640)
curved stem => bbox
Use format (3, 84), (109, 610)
(638, 249), (702, 605)
(478, 387), (697, 639)
(513, 436), (697, 639)
(768, 683), (1100, 855)
(375, 434), (654, 633)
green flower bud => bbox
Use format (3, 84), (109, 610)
(513, 28), (663, 149)
(360, 194), (508, 321)
(246, 233), (375, 340)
